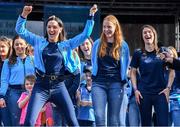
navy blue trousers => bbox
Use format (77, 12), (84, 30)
(139, 93), (168, 126)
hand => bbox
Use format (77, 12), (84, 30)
(159, 52), (173, 63)
(165, 57), (174, 64)
(159, 88), (170, 102)
(21, 6), (33, 18)
(89, 4), (98, 16)
(0, 98), (6, 108)
(134, 90), (143, 104)
(159, 53), (166, 60)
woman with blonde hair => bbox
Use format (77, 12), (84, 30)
(91, 15), (130, 126)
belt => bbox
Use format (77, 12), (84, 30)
(36, 69), (72, 81)
(9, 85), (24, 89)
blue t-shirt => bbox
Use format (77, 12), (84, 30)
(77, 85), (95, 121)
(130, 49), (166, 94)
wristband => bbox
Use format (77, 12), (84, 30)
(167, 86), (171, 90)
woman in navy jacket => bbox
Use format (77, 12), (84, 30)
(15, 5), (97, 126)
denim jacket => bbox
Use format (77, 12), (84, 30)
(91, 39), (130, 82)
(15, 16), (94, 74)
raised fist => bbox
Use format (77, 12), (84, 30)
(90, 4), (98, 16)
(21, 6), (33, 18)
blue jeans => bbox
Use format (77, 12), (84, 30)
(52, 105), (62, 126)
(119, 92), (128, 126)
(128, 96), (141, 126)
(7, 87), (24, 126)
(24, 76), (79, 126)
(170, 100), (180, 126)
(139, 93), (168, 126)
(0, 93), (12, 126)
(92, 82), (124, 126)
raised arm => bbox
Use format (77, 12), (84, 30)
(67, 4), (98, 49)
(15, 6), (43, 46)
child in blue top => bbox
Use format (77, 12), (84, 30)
(77, 66), (95, 126)
(15, 5), (97, 126)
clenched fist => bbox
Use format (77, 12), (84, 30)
(89, 4), (98, 16)
(21, 6), (33, 19)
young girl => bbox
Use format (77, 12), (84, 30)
(78, 38), (93, 84)
(17, 75), (43, 126)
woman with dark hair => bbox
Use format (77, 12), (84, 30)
(91, 15), (130, 126)
(130, 25), (175, 126)
(15, 5), (97, 126)
(0, 35), (35, 126)
(78, 38), (93, 84)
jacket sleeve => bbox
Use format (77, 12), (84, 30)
(123, 41), (130, 82)
(15, 16), (43, 47)
(0, 60), (10, 98)
(66, 19), (94, 49)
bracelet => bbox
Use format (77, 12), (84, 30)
(166, 86), (171, 90)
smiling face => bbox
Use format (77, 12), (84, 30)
(103, 20), (116, 40)
(142, 27), (155, 45)
(80, 39), (92, 59)
(13, 38), (27, 56)
(25, 80), (34, 92)
(47, 20), (62, 42)
(0, 42), (9, 58)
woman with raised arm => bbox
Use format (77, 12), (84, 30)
(15, 4), (97, 126)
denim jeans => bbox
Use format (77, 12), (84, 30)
(24, 76), (79, 126)
(170, 100), (180, 126)
(119, 92), (128, 126)
(52, 105), (62, 126)
(139, 93), (168, 126)
(7, 87), (24, 126)
(0, 93), (12, 126)
(128, 96), (141, 126)
(92, 82), (124, 126)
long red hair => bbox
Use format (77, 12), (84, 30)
(99, 15), (123, 60)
